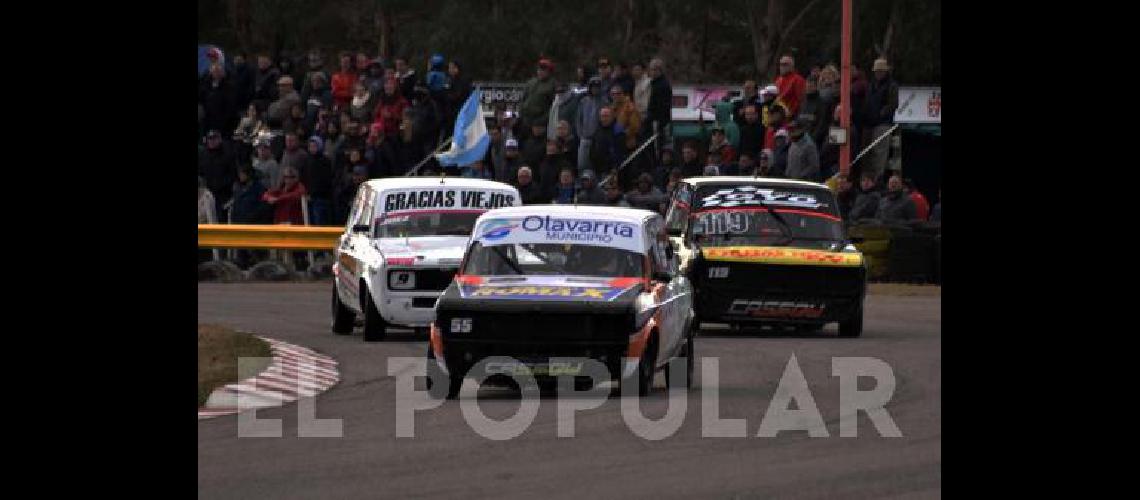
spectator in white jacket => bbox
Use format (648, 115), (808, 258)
(631, 61), (651, 121)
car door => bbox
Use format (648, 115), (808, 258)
(663, 182), (695, 274)
(649, 219), (688, 364)
(337, 185), (374, 312)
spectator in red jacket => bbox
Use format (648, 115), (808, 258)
(905, 179), (930, 221)
(775, 55), (807, 117)
(330, 53), (358, 110)
(262, 166), (308, 225)
(373, 77), (408, 140)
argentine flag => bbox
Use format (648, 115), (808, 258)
(436, 89), (490, 167)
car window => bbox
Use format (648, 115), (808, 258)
(665, 183), (692, 234)
(346, 187), (368, 231)
(354, 187), (376, 231)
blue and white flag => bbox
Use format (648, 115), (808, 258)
(436, 89), (489, 167)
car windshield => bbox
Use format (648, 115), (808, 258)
(690, 208), (845, 249)
(462, 242), (644, 277)
(374, 212), (482, 238)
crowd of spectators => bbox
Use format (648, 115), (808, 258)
(199, 47), (937, 255)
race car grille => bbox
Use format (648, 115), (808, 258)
(387, 268), (457, 292)
(412, 297), (437, 308)
(440, 312), (633, 342)
(701, 263), (864, 297)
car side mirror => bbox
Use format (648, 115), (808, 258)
(652, 271), (673, 283)
(352, 224), (370, 234)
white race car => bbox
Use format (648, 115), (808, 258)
(331, 177), (520, 341)
(427, 205), (696, 398)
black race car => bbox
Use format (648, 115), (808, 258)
(664, 177), (867, 336)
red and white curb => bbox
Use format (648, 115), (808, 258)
(198, 336), (339, 420)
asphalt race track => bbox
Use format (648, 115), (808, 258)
(198, 282), (941, 499)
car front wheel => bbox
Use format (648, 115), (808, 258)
(361, 285), (388, 342)
(426, 347), (462, 399)
(666, 327), (695, 391)
(331, 284), (354, 335)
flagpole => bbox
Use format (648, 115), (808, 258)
(600, 132), (658, 189)
(404, 135), (453, 176)
(407, 86), (486, 177)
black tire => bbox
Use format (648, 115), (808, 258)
(795, 323), (825, 333)
(361, 284), (388, 342)
(666, 327), (695, 390)
(622, 335), (657, 397)
(839, 307), (864, 338)
(426, 347), (462, 399)
(331, 284), (354, 334)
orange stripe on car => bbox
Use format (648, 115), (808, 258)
(430, 322), (444, 359)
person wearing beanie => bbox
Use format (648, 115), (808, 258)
(394, 56), (417, 101)
(625, 172), (667, 214)
(756, 149), (773, 176)
(784, 118), (820, 181)
(301, 136), (334, 225)
(551, 168), (578, 204)
(601, 178), (631, 208)
(513, 166), (546, 205)
(770, 129), (791, 177)
(574, 76), (605, 171)
(373, 76), (408, 140)
(231, 163), (269, 223)
(362, 57), (387, 96)
(520, 58), (557, 130)
(426, 53), (448, 93)
(575, 169), (606, 205)
(862, 57), (899, 183)
(443, 59), (472, 137)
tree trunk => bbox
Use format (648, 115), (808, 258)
(772, 0), (823, 68)
(745, 0), (768, 78)
(700, 4), (709, 80)
(623, 0), (635, 55)
(492, 0), (502, 80)
(375, 2), (393, 59)
(747, 0), (824, 79)
(881, 0), (901, 60)
(231, 0), (253, 53)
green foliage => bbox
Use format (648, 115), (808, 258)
(198, 0), (940, 84)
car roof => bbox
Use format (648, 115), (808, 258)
(474, 204), (660, 226)
(364, 177), (518, 192)
(682, 176), (830, 190)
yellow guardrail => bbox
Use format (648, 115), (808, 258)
(198, 224), (343, 250)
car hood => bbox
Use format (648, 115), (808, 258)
(374, 236), (468, 267)
(436, 275), (644, 314)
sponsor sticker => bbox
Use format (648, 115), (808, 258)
(702, 246), (863, 267)
(728, 299), (826, 318)
(474, 215), (645, 253)
(700, 186), (827, 210)
(458, 284), (629, 301)
(382, 189), (516, 213)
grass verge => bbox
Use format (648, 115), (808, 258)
(198, 324), (273, 407)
